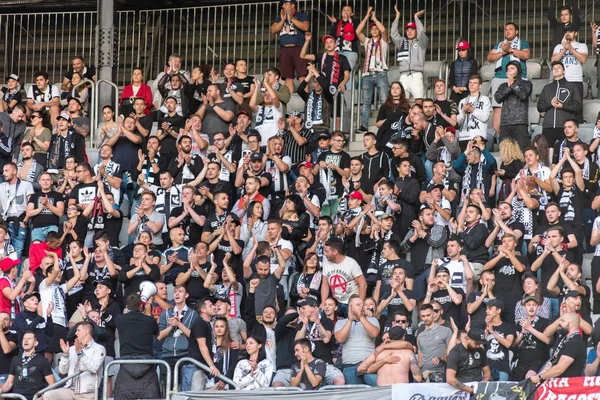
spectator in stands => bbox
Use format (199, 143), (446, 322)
(451, 203), (490, 279)
(456, 75), (491, 150)
(549, 1), (580, 52)
(26, 172), (64, 241)
(354, 6), (390, 134)
(0, 331), (54, 399)
(300, 32), (350, 97)
(0, 311), (18, 383)
(425, 266), (465, 327)
(250, 76), (283, 146)
(280, 111), (311, 166)
(186, 65), (211, 115)
(158, 285), (197, 370)
(425, 128), (461, 189)
(537, 62), (582, 147)
(158, 72), (189, 117)
(108, 116), (144, 197)
(483, 299), (515, 381)
(494, 60), (533, 151)
(128, 190), (164, 247)
(360, 132), (390, 193)
(375, 82), (410, 156)
(514, 273), (552, 323)
(0, 258), (30, 317)
(93, 144), (123, 203)
(334, 294), (379, 384)
(66, 97), (91, 140)
(13, 292), (54, 354)
(270, 0), (310, 94)
(0, 73), (22, 112)
(233, 335), (274, 390)
(432, 80), (458, 128)
(0, 105), (25, 167)
(585, 339), (600, 377)
(25, 111), (51, 167)
(553, 119), (584, 168)
(18, 142), (43, 190)
(297, 64), (333, 132)
(255, 67), (291, 107)
(487, 23), (531, 134)
(290, 338), (326, 390)
(47, 113), (86, 176)
(512, 295), (551, 380)
(66, 72), (89, 114)
(531, 312), (587, 383)
(551, 24), (587, 123)
(197, 84), (235, 143)
(454, 137), (497, 206)
(157, 96), (185, 160)
(416, 304), (453, 382)
(391, 6), (428, 105)
(152, 54), (190, 108)
(94, 105), (119, 148)
(62, 56), (96, 91)
(211, 63), (244, 111)
(312, 131), (350, 217)
(446, 328), (490, 394)
(120, 68), (153, 116)
(448, 41), (479, 105)
(27, 71), (61, 126)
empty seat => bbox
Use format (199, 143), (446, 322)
(526, 60), (542, 80)
(578, 124), (595, 143)
(530, 78), (550, 103)
(583, 100), (600, 124)
(583, 56), (597, 81)
(528, 105), (540, 125)
(423, 60), (446, 81)
(480, 63), (495, 81)
(287, 93), (305, 113)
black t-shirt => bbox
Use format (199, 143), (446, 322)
(119, 262), (160, 298)
(317, 150), (351, 198)
(291, 358), (327, 390)
(69, 182), (98, 206)
(431, 287), (465, 326)
(466, 291), (492, 330)
(447, 344), (487, 383)
(188, 317), (214, 365)
(314, 52), (351, 91)
(2, 87), (22, 106)
(492, 256), (527, 306)
(213, 238), (244, 278)
(232, 76), (254, 95)
(380, 288), (416, 316)
(9, 353), (53, 399)
(556, 186), (584, 225)
(296, 317), (335, 363)
(516, 317), (550, 367)
(492, 221), (525, 251)
(170, 205), (207, 247)
(64, 67), (96, 81)
(553, 332), (587, 377)
(113, 131), (143, 172)
(484, 322), (515, 373)
(98, 209), (123, 247)
(183, 261), (211, 301)
(540, 249), (576, 298)
(202, 210), (228, 237)
(28, 191), (63, 228)
(158, 113), (186, 156)
(115, 311), (158, 356)
(533, 223), (575, 257)
(0, 329), (18, 374)
(433, 99), (458, 128)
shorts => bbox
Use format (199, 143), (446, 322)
(46, 323), (69, 353)
(105, 356), (119, 377)
(491, 78), (508, 107)
(273, 368), (293, 386)
(324, 363), (343, 385)
(279, 46), (308, 80)
(399, 72), (425, 100)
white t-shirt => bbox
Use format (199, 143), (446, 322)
(254, 103), (283, 146)
(322, 256), (363, 304)
(39, 280), (68, 327)
(433, 198), (451, 226)
(553, 41), (588, 82)
(438, 257), (473, 293)
(27, 84), (61, 105)
(0, 180), (34, 218)
(270, 238), (294, 276)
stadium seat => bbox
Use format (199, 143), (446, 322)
(577, 124), (595, 144)
(387, 69), (400, 85)
(583, 100), (600, 124)
(423, 60), (447, 81)
(480, 63), (495, 82)
(528, 105), (540, 125)
(583, 56), (597, 81)
(526, 60), (542, 80)
(529, 78), (549, 103)
(287, 93), (305, 114)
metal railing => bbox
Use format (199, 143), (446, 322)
(91, 79), (120, 146)
(319, 384), (372, 390)
(103, 359), (172, 400)
(1, 1), (599, 87)
(173, 357), (239, 392)
(32, 371), (99, 400)
(0, 394), (28, 400)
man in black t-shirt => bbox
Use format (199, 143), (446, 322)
(301, 34), (351, 94)
(483, 299), (515, 381)
(168, 185), (207, 247)
(0, 312), (18, 379)
(377, 265), (416, 317)
(466, 270), (496, 330)
(530, 312), (587, 384)
(290, 338), (327, 390)
(176, 242), (211, 307)
(486, 203), (525, 253)
(157, 96), (186, 159)
(2, 331), (54, 400)
(68, 162), (98, 208)
(425, 266), (465, 327)
(185, 298), (217, 391)
(26, 172), (64, 242)
(529, 202), (577, 260)
(446, 328), (490, 394)
(313, 131), (351, 217)
(119, 243), (160, 299)
(513, 296), (550, 381)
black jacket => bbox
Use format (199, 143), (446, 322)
(495, 77), (533, 126)
(537, 78), (582, 129)
(167, 153), (205, 185)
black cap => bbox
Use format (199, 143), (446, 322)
(435, 266), (450, 276)
(389, 326), (405, 341)
(468, 328), (486, 344)
(523, 295), (539, 304)
(565, 290), (583, 298)
(317, 131), (331, 140)
(428, 184), (445, 192)
(250, 152), (263, 162)
(227, 213), (241, 226)
(297, 297), (318, 307)
(67, 97), (82, 106)
(93, 279), (112, 288)
(486, 299), (504, 310)
(22, 292), (41, 302)
(564, 23), (579, 32)
(286, 110), (304, 119)
(215, 296), (231, 305)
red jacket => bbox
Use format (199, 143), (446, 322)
(29, 242), (63, 273)
(120, 83), (153, 115)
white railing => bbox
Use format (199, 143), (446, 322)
(32, 371), (98, 400)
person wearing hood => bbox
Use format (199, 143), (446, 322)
(448, 41), (479, 105)
(537, 61), (582, 147)
(494, 60), (533, 151)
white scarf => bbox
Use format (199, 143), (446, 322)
(305, 91), (323, 129)
(495, 37), (521, 72)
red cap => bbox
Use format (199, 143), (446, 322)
(445, 126), (457, 135)
(322, 35), (335, 44)
(298, 161), (313, 169)
(405, 22), (417, 29)
(0, 258), (20, 272)
(345, 191), (364, 202)
(343, 23), (355, 41)
(456, 41), (470, 50)
(369, 22), (377, 29)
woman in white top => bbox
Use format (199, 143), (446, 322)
(240, 201), (268, 260)
(94, 105), (120, 148)
(233, 336), (274, 390)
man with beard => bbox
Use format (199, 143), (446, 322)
(391, 139), (426, 182)
(485, 202), (525, 251)
(93, 144), (123, 204)
(547, 261), (591, 315)
(17, 142), (43, 190)
(47, 113), (86, 175)
(135, 136), (167, 196)
(280, 111), (312, 167)
(208, 131), (237, 185)
(430, 236), (473, 294)
(297, 64), (333, 132)
(454, 138), (497, 206)
(530, 202), (577, 258)
(231, 176), (271, 221)
(197, 84), (235, 142)
(168, 185), (207, 247)
(451, 204), (489, 279)
(446, 329), (491, 394)
(544, 291), (593, 339)
(168, 135), (204, 186)
(176, 243), (211, 307)
(157, 96), (185, 160)
(235, 152), (272, 200)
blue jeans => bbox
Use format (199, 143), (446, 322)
(550, 297), (560, 320)
(341, 51), (359, 110)
(7, 220), (27, 262)
(491, 368), (509, 382)
(422, 153), (433, 182)
(181, 364), (198, 392)
(0, 374), (7, 384)
(360, 72), (389, 128)
(337, 303), (348, 319)
(414, 267), (431, 301)
(31, 225), (59, 242)
(343, 363), (377, 386)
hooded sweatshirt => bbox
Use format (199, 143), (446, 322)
(390, 17), (428, 73)
(494, 61), (533, 126)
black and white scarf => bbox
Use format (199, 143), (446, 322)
(48, 130), (74, 171)
(511, 195), (533, 240)
(495, 37), (521, 72)
(87, 196), (105, 230)
(343, 207), (365, 247)
(305, 91), (323, 129)
(322, 52), (341, 95)
(17, 160), (39, 183)
(364, 39), (383, 73)
(550, 331), (580, 366)
(461, 161), (484, 205)
(397, 37), (410, 62)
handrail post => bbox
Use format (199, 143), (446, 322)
(92, 79), (120, 148)
(103, 359), (172, 400)
(33, 371), (98, 400)
(349, 68), (357, 138)
(0, 394), (28, 400)
(173, 356), (239, 392)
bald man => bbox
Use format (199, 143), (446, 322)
(530, 312), (587, 383)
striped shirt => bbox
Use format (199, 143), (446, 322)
(265, 156), (292, 194)
(282, 128), (312, 165)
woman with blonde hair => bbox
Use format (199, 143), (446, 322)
(490, 138), (525, 201)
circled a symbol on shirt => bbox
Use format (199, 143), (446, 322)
(329, 274), (348, 295)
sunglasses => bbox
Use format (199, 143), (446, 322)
(395, 319), (407, 323)
(433, 309), (441, 313)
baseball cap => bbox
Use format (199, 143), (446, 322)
(345, 191), (364, 202)
(378, 213), (396, 221)
(564, 23), (579, 32)
(93, 279), (112, 288)
(57, 112), (71, 122)
(281, 0), (296, 3)
(22, 292), (41, 303)
(67, 97), (82, 105)
(468, 328), (486, 344)
(428, 184), (445, 192)
(523, 295), (539, 304)
(405, 22), (417, 30)
(0, 258), (20, 272)
(445, 126), (457, 135)
(369, 22), (377, 29)
(322, 35), (335, 44)
(388, 326), (406, 341)
(435, 266), (450, 276)
(286, 110), (304, 119)
(565, 290), (583, 298)
(297, 297), (318, 307)
(317, 131), (331, 140)
(456, 41), (470, 50)
(6, 73), (19, 83)
(250, 152), (263, 162)
(236, 110), (250, 118)
(298, 161), (313, 169)
(215, 296), (231, 305)
(487, 299), (504, 310)
(343, 23), (355, 41)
